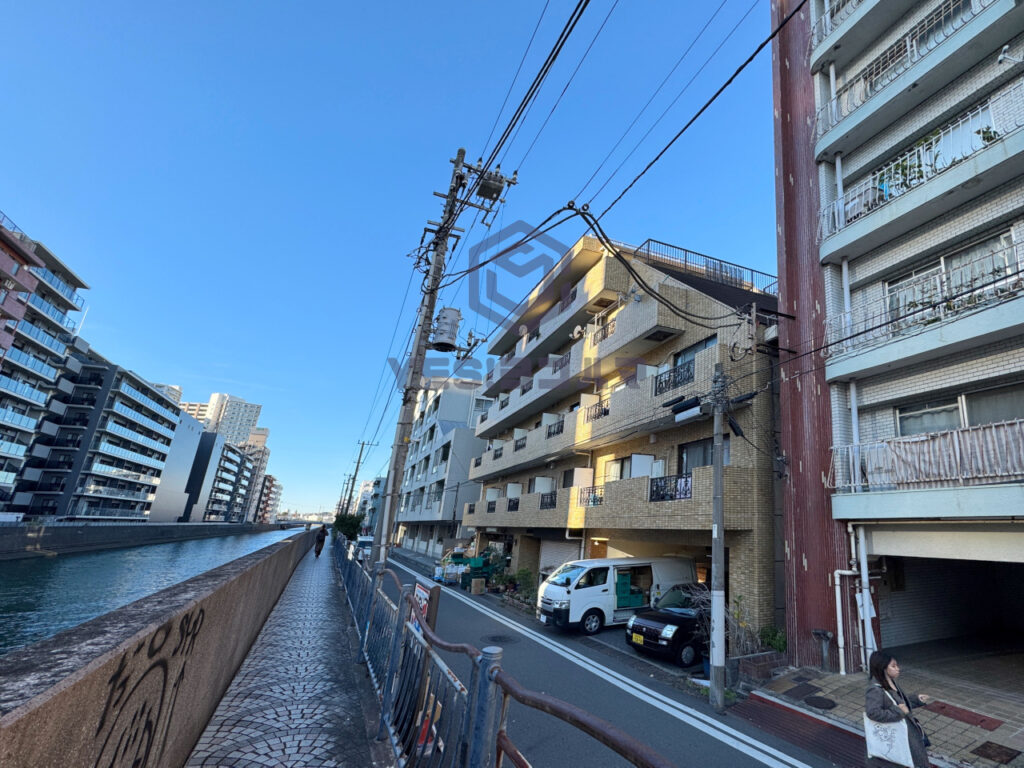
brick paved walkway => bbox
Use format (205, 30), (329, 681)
(187, 542), (388, 767)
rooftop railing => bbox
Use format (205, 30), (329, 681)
(815, 0), (996, 138)
(635, 238), (778, 296)
(831, 419), (1024, 493)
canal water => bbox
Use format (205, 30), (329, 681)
(0, 528), (301, 657)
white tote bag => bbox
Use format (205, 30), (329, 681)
(863, 713), (915, 768)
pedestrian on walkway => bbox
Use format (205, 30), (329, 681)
(865, 650), (932, 768)
(315, 525), (328, 559)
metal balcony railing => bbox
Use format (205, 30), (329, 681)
(29, 266), (85, 308)
(546, 419), (564, 438)
(815, 0), (996, 138)
(830, 419), (1024, 492)
(493, 447), (503, 460)
(591, 319), (616, 345)
(5, 347), (57, 380)
(499, 396), (509, 410)
(539, 491), (558, 509)
(0, 374), (48, 404)
(653, 360), (695, 396)
(520, 380), (533, 395)
(507, 497), (519, 512)
(17, 320), (66, 356)
(584, 401), (609, 423)
(811, 0), (865, 47)
(649, 473), (693, 502)
(559, 286), (578, 312)
(578, 486), (604, 506)
(487, 500), (496, 513)
(824, 243), (1024, 357)
(819, 80), (1024, 240)
(473, 456), (482, 468)
(636, 238), (778, 295)
(466, 503), (475, 515)
(479, 411), (488, 424)
(552, 352), (571, 374)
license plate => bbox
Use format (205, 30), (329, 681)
(632, 632), (644, 645)
(539, 614), (547, 624)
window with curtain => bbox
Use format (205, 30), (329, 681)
(677, 436), (730, 475)
(673, 335), (718, 368)
(966, 382), (1024, 426)
(897, 399), (962, 436)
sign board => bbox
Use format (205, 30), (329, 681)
(411, 579), (440, 633)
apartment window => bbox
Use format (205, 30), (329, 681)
(440, 443), (450, 462)
(677, 437), (729, 475)
(897, 399), (961, 437)
(604, 457), (631, 482)
(673, 335), (718, 369)
(474, 398), (489, 412)
(966, 382), (1024, 425)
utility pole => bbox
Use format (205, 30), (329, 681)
(373, 148), (516, 564)
(337, 474), (353, 516)
(343, 441), (374, 527)
(710, 362), (728, 714)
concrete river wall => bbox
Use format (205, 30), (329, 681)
(0, 521), (297, 561)
(0, 528), (315, 768)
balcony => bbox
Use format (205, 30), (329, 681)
(463, 489), (570, 528)
(824, 244), (1024, 380)
(487, 500), (496, 513)
(578, 485), (604, 506)
(0, 470), (16, 485)
(814, 0), (1016, 160)
(110, 401), (176, 438)
(0, 407), (38, 432)
(584, 401), (609, 424)
(652, 360), (695, 397)
(0, 439), (27, 458)
(29, 266), (85, 310)
(88, 462), (161, 485)
(830, 420), (1024, 520)
(5, 347), (57, 381)
(73, 504), (148, 520)
(118, 381), (179, 422)
(649, 473), (693, 502)
(16, 320), (66, 356)
(591, 319), (616, 345)
(539, 491), (557, 509)
(507, 497), (520, 512)
(493, 447), (504, 460)
(476, 292), (684, 439)
(103, 420), (170, 454)
(27, 293), (76, 332)
(0, 374), (48, 405)
(96, 440), (165, 470)
(819, 79), (1024, 262)
(79, 484), (155, 503)
(514, 436), (527, 452)
(811, 0), (938, 75)
(546, 419), (564, 438)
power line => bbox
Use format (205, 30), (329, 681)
(574, 0), (731, 202)
(598, 0), (809, 220)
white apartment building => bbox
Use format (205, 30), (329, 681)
(395, 378), (490, 559)
(180, 393), (262, 446)
(810, 0), (1024, 651)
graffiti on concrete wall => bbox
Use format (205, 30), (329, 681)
(93, 607), (205, 767)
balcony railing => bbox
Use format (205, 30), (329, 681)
(591, 319), (616, 345)
(552, 352), (571, 374)
(514, 436), (527, 452)
(473, 456), (482, 468)
(819, 80), (1024, 240)
(79, 485), (155, 502)
(815, 0), (996, 138)
(97, 440), (165, 470)
(653, 360), (695, 396)
(824, 243), (1024, 357)
(649, 473), (693, 502)
(0, 439), (27, 458)
(811, 0), (865, 47)
(487, 500), (496, 513)
(520, 380), (533, 395)
(636, 238), (778, 295)
(559, 286), (578, 312)
(578, 486), (604, 506)
(546, 419), (564, 438)
(73, 504), (147, 519)
(5, 347), (57, 380)
(111, 401), (176, 438)
(499, 396), (509, 410)
(0, 407), (38, 431)
(104, 421), (170, 454)
(479, 411), (488, 424)
(0, 470), (16, 485)
(584, 401), (609, 423)
(467, 503), (475, 515)
(507, 497), (520, 511)
(27, 293), (76, 331)
(29, 266), (85, 309)
(0, 373), (48, 404)
(830, 419), (1024, 493)
(119, 381), (179, 422)
(17, 320), (66, 356)
(539, 491), (557, 509)
(493, 447), (504, 460)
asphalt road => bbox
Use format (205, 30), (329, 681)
(382, 556), (837, 768)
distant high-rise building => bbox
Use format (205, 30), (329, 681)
(180, 393), (262, 446)
(152, 384), (182, 404)
(256, 473), (282, 523)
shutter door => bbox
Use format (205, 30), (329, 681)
(539, 539), (582, 578)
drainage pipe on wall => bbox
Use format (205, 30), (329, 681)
(834, 568), (859, 675)
(858, 525), (878, 657)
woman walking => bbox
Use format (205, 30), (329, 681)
(865, 650), (932, 767)
(314, 524), (328, 559)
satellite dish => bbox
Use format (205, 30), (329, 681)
(571, 325), (585, 340)
(518, 324), (529, 337)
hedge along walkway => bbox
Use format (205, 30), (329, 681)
(186, 541), (388, 767)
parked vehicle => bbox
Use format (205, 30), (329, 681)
(625, 582), (708, 667)
(536, 556), (697, 635)
(353, 535), (374, 562)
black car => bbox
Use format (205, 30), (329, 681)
(625, 583), (707, 667)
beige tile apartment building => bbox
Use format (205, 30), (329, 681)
(461, 235), (782, 631)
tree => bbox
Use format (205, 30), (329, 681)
(333, 513), (365, 540)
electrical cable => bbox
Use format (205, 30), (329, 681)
(573, 0), (731, 202)
(510, 0), (620, 171)
(597, 0), (809, 220)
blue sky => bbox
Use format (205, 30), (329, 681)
(0, 1), (778, 515)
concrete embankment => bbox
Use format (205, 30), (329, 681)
(0, 521), (301, 561)
(0, 528), (315, 768)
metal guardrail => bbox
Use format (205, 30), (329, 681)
(333, 541), (676, 768)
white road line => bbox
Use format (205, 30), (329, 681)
(388, 559), (816, 768)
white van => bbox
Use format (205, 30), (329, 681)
(536, 556), (697, 635)
(354, 535), (374, 562)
